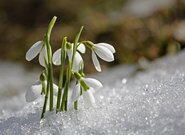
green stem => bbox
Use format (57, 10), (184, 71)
(47, 16), (57, 40)
(56, 37), (67, 112)
(60, 26), (84, 111)
(41, 52), (50, 118)
(74, 100), (78, 110)
(41, 81), (46, 95)
(48, 63), (54, 111)
(74, 85), (83, 110)
(41, 71), (50, 119)
(45, 16), (57, 111)
(61, 66), (70, 111)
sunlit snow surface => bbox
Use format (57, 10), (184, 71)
(1, 50), (185, 135)
(0, 61), (39, 116)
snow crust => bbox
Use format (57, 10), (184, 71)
(1, 50), (185, 134)
(0, 61), (39, 115)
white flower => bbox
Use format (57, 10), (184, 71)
(52, 43), (85, 72)
(83, 78), (103, 89)
(82, 89), (95, 107)
(70, 78), (103, 107)
(92, 43), (115, 72)
(25, 80), (58, 102)
(25, 41), (48, 67)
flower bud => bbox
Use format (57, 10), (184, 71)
(40, 72), (46, 95)
(66, 42), (72, 50)
(40, 72), (46, 82)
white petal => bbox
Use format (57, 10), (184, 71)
(70, 84), (81, 102)
(83, 78), (103, 89)
(83, 90), (95, 107)
(97, 43), (115, 53)
(68, 101), (73, 110)
(53, 83), (59, 96)
(91, 88), (96, 93)
(77, 43), (86, 53)
(52, 49), (61, 65)
(39, 48), (45, 67)
(26, 41), (43, 61)
(67, 48), (73, 61)
(73, 52), (83, 72)
(94, 45), (114, 62)
(92, 51), (101, 72)
(39, 46), (48, 67)
(25, 80), (42, 102)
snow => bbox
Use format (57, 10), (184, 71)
(1, 50), (185, 134)
(0, 61), (39, 116)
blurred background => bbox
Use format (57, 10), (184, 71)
(1, 0), (185, 101)
(1, 0), (185, 113)
(1, 0), (185, 73)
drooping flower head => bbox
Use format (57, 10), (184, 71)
(52, 42), (85, 72)
(70, 72), (103, 107)
(25, 41), (48, 67)
(25, 80), (58, 102)
(83, 41), (116, 72)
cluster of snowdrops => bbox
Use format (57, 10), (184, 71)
(25, 16), (115, 118)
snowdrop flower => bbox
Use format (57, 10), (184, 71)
(52, 43), (85, 72)
(91, 43), (115, 72)
(70, 77), (103, 107)
(25, 41), (48, 67)
(25, 80), (58, 102)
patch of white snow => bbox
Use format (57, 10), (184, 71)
(1, 50), (185, 134)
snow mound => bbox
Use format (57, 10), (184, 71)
(0, 61), (39, 116)
(1, 50), (185, 134)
